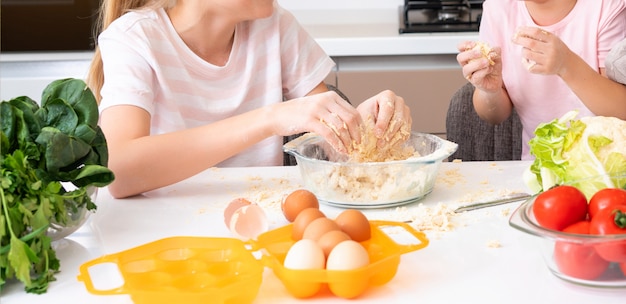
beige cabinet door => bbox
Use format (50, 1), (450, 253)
(334, 56), (468, 137)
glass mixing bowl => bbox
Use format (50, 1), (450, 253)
(283, 132), (458, 208)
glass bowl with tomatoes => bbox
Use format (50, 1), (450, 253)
(509, 173), (626, 288)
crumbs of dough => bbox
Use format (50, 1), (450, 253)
(348, 117), (414, 162)
(487, 240), (501, 248)
(487, 163), (504, 171)
(458, 188), (524, 204)
(437, 168), (465, 187)
(237, 176), (304, 221)
(470, 41), (496, 65)
(395, 203), (458, 233)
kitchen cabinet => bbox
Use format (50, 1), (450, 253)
(324, 69), (337, 88)
(332, 54), (467, 137)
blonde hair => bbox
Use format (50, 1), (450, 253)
(87, 0), (175, 103)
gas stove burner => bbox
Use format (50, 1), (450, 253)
(399, 0), (484, 34)
(438, 10), (461, 21)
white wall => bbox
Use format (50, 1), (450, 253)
(277, 0), (404, 10)
(276, 0), (402, 24)
(0, 59), (91, 102)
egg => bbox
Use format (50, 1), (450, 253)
(317, 230), (351, 258)
(326, 240), (371, 299)
(283, 239), (325, 270)
(326, 240), (370, 270)
(282, 189), (319, 222)
(302, 217), (340, 241)
(334, 209), (371, 242)
(292, 208), (326, 240)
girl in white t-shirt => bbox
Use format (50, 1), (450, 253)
(87, 0), (412, 198)
(456, 0), (626, 160)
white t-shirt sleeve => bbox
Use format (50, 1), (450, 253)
(98, 23), (157, 116)
(277, 7), (335, 100)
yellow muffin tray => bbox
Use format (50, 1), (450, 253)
(77, 220), (428, 303)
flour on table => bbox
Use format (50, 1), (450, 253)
(486, 240), (502, 248)
(437, 167), (466, 187)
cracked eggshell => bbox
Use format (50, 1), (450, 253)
(224, 198), (252, 227)
(224, 198), (268, 240)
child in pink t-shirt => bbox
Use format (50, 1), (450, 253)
(457, 0), (626, 160)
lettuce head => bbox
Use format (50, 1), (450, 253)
(524, 110), (626, 198)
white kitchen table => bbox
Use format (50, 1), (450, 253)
(2, 161), (625, 304)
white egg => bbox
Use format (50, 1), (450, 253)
(283, 239), (325, 270)
(326, 240), (369, 270)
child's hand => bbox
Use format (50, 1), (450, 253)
(512, 26), (571, 76)
(277, 90), (410, 154)
(456, 40), (503, 93)
(356, 90), (412, 148)
(276, 91), (363, 154)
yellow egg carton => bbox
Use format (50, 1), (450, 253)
(77, 220), (429, 303)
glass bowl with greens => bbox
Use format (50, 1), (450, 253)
(1, 78), (114, 294)
(47, 184), (98, 241)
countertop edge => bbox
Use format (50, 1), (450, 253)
(316, 33), (479, 57)
(0, 51), (96, 62)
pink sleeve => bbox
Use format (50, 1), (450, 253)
(478, 0), (509, 47)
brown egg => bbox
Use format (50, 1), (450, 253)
(302, 217), (340, 242)
(334, 209), (371, 242)
(317, 230), (351, 258)
(281, 189), (319, 222)
(292, 208), (326, 240)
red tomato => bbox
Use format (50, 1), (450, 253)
(532, 185), (588, 231)
(554, 221), (610, 280)
(588, 188), (626, 219)
(589, 206), (626, 263)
